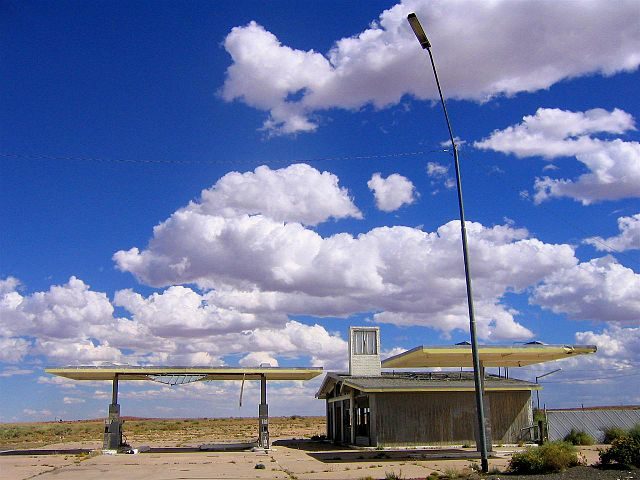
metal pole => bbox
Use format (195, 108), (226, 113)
(407, 13), (489, 472)
(112, 374), (119, 405)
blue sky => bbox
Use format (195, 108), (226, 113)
(1, 0), (639, 422)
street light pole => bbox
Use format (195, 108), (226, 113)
(535, 368), (562, 410)
(407, 12), (489, 473)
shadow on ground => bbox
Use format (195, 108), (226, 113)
(273, 439), (485, 463)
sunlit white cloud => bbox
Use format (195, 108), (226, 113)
(112, 164), (595, 341)
(531, 256), (640, 323)
(221, 1), (640, 135)
(475, 108), (640, 204)
(196, 163), (361, 225)
(584, 213), (640, 252)
(367, 172), (416, 211)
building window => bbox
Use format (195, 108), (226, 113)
(353, 330), (377, 355)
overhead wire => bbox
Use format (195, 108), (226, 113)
(1, 147), (636, 265)
(0, 149), (449, 166)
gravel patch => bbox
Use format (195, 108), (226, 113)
(485, 465), (638, 480)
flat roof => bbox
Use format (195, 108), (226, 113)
(45, 365), (323, 382)
(381, 344), (597, 368)
(317, 372), (538, 398)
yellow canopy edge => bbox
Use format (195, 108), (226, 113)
(381, 344), (597, 368)
(45, 366), (323, 382)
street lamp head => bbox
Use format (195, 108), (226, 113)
(407, 13), (431, 49)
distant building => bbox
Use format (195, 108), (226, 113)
(316, 326), (596, 447)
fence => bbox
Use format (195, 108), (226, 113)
(547, 408), (640, 442)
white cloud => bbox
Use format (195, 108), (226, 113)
(113, 286), (278, 337)
(196, 163), (361, 226)
(0, 273), (347, 370)
(531, 256), (640, 323)
(23, 408), (52, 419)
(575, 325), (640, 367)
(0, 337), (30, 362)
(34, 338), (123, 365)
(37, 375), (77, 388)
(584, 213), (640, 252)
(221, 1), (640, 135)
(0, 367), (32, 377)
(114, 165), (583, 340)
(426, 161), (455, 191)
(0, 276), (20, 295)
(512, 324), (640, 407)
(367, 172), (416, 211)
(426, 162), (448, 178)
(475, 108), (640, 204)
(239, 352), (279, 367)
(0, 276), (115, 339)
(63, 397), (85, 405)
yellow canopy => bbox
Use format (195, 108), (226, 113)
(45, 365), (323, 382)
(381, 344), (596, 368)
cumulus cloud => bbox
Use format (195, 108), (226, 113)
(575, 325), (640, 369)
(239, 352), (279, 367)
(6, 161), (637, 384)
(531, 256), (640, 323)
(114, 163), (590, 341)
(196, 163), (361, 225)
(475, 108), (640, 204)
(0, 337), (30, 362)
(514, 323), (640, 407)
(220, 0), (640, 135)
(584, 213), (640, 252)
(0, 274), (347, 370)
(367, 172), (416, 211)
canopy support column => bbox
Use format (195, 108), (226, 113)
(103, 374), (124, 450)
(258, 374), (269, 449)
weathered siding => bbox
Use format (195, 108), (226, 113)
(489, 391), (533, 442)
(373, 391), (532, 446)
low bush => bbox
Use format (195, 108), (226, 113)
(564, 428), (595, 445)
(629, 423), (640, 442)
(603, 426), (627, 444)
(508, 441), (579, 474)
(599, 435), (640, 468)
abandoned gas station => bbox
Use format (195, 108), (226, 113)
(45, 326), (596, 451)
(316, 327), (597, 448)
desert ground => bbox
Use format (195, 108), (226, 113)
(1, 417), (637, 480)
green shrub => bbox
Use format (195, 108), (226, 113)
(599, 435), (640, 468)
(629, 423), (640, 442)
(603, 426), (627, 444)
(508, 441), (579, 474)
(564, 428), (595, 445)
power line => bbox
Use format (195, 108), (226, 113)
(0, 149), (449, 166)
(2, 148), (636, 265)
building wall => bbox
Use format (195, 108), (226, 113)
(372, 390), (532, 446)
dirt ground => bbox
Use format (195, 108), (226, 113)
(1, 419), (638, 479)
(1, 440), (638, 480)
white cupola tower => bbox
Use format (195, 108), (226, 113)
(348, 326), (381, 376)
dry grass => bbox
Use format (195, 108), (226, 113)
(0, 416), (325, 449)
